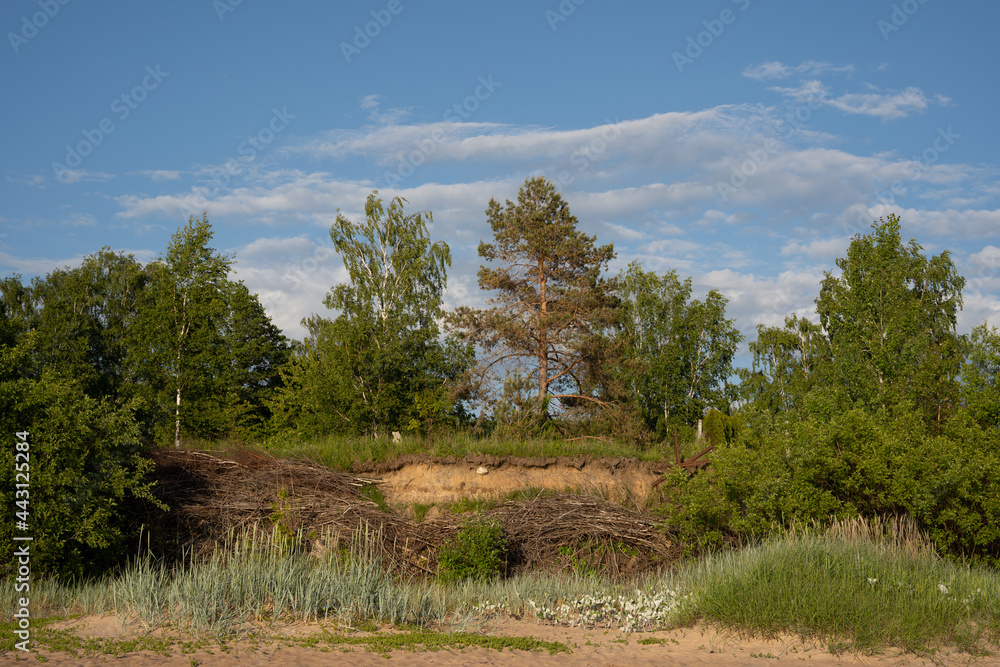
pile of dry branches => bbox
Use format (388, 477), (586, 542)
(142, 449), (434, 571)
(486, 493), (678, 575)
(139, 449), (678, 577)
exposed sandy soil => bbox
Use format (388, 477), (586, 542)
(355, 454), (664, 509)
(8, 614), (997, 666)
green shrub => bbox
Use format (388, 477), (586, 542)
(703, 409), (741, 447)
(660, 408), (1000, 566)
(0, 373), (163, 579)
(438, 516), (508, 581)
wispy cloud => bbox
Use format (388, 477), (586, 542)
(825, 86), (943, 120)
(56, 170), (114, 184)
(136, 169), (182, 181)
(358, 94), (411, 126)
(743, 60), (854, 81)
(746, 61), (947, 120)
(770, 81), (945, 120)
(6, 174), (47, 188)
(62, 212), (98, 227)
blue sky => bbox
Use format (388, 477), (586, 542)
(3, 0), (999, 364)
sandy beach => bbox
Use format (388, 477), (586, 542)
(5, 614), (998, 666)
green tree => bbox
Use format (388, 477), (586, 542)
(0, 300), (162, 578)
(614, 262), (742, 434)
(134, 214), (288, 445)
(738, 314), (830, 419)
(960, 322), (1000, 429)
(136, 214), (232, 446)
(12, 250), (148, 405)
(215, 281), (290, 437)
(447, 176), (616, 425)
(275, 192), (470, 435)
(817, 214), (964, 423)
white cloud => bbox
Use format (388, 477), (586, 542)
(780, 236), (849, 259)
(694, 267), (827, 358)
(0, 250), (85, 276)
(867, 206), (1000, 239)
(7, 174), (46, 188)
(62, 212), (98, 227)
(106, 104), (1000, 346)
(231, 235), (350, 341)
(136, 169), (182, 181)
(767, 79), (944, 120)
(55, 170), (114, 184)
(825, 86), (937, 120)
(743, 60), (854, 81)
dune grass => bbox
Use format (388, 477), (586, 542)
(3, 518), (998, 657)
(688, 517), (1000, 654)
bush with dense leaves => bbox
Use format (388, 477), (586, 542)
(0, 327), (162, 579)
(438, 516), (508, 581)
(660, 409), (1000, 566)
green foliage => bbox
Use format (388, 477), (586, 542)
(129, 215), (289, 446)
(449, 497), (495, 514)
(1, 232), (288, 449)
(614, 262), (742, 434)
(661, 410), (1000, 565)
(6, 250), (149, 405)
(817, 214), (965, 424)
(741, 216), (965, 429)
(0, 335), (163, 578)
(447, 176), (617, 426)
(273, 192), (471, 437)
(738, 314), (829, 419)
(438, 516), (508, 581)
(960, 322), (1000, 429)
(702, 409), (740, 446)
(412, 503), (434, 524)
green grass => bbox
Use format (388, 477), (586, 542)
(686, 517), (1000, 655)
(4, 518), (998, 658)
(258, 430), (668, 471)
(358, 482), (391, 512)
(412, 502), (434, 523)
(449, 496), (496, 513)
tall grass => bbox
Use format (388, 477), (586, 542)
(688, 516), (1000, 653)
(5, 518), (998, 655)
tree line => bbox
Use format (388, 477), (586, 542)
(3, 175), (1000, 576)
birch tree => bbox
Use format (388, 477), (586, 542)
(614, 261), (742, 433)
(275, 192), (470, 435)
(139, 214), (232, 447)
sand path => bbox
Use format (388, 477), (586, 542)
(4, 614), (997, 666)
